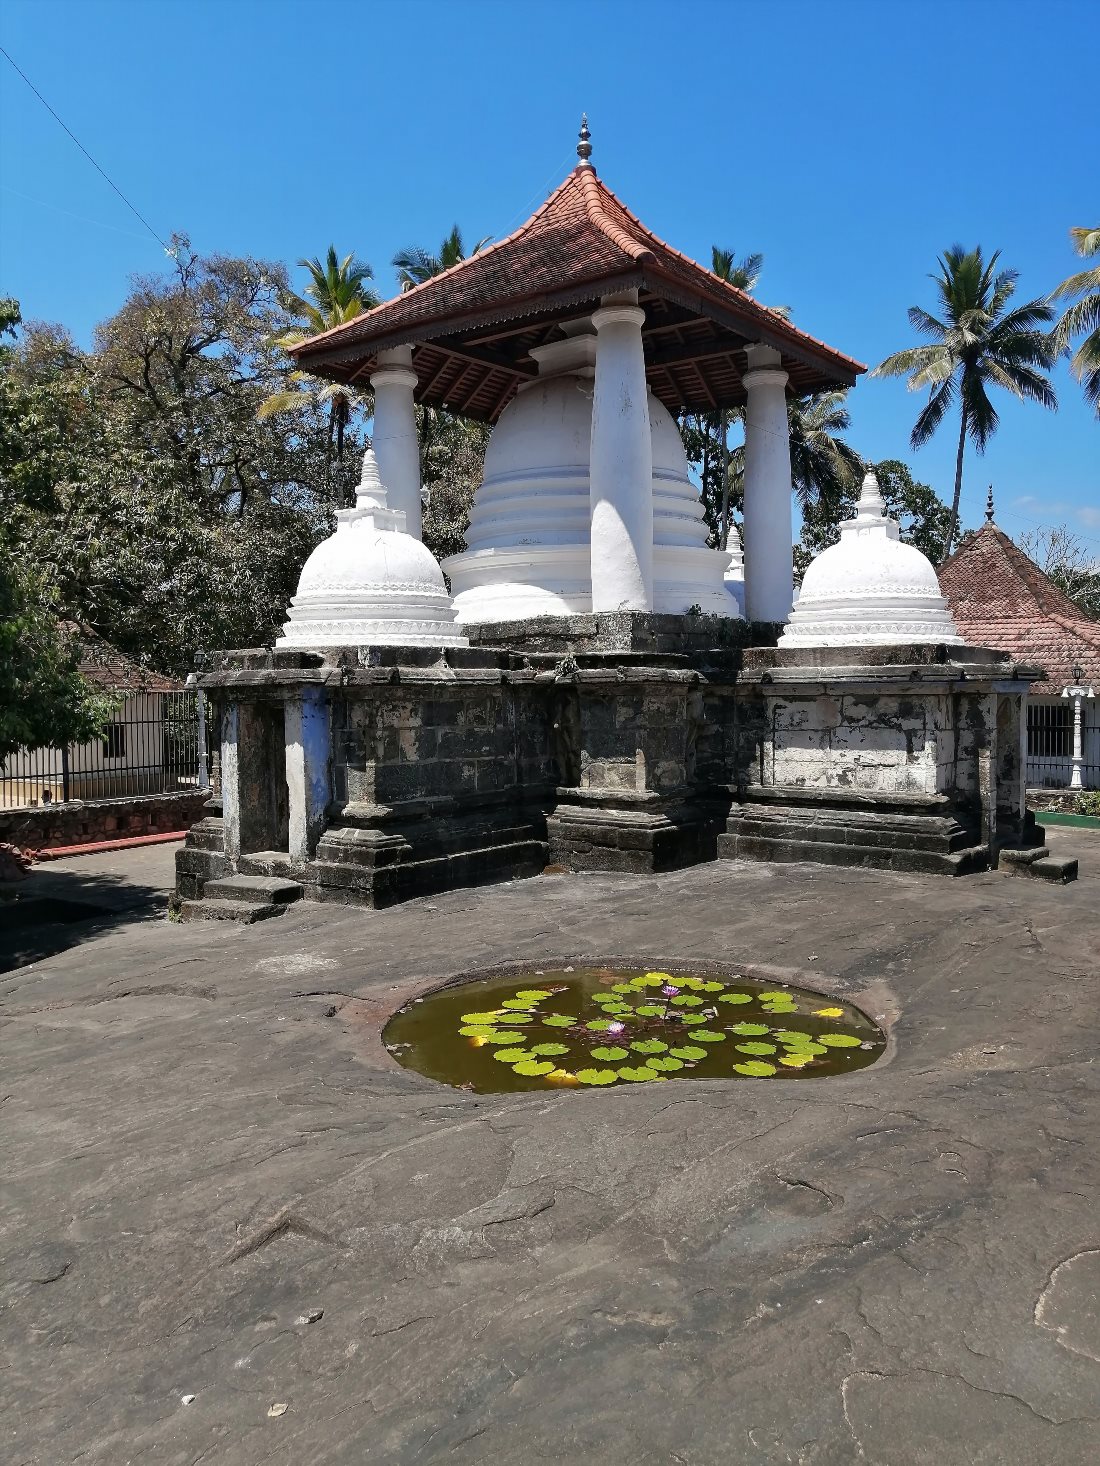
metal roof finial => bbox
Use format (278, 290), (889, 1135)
(985, 485), (995, 523)
(577, 113), (593, 167)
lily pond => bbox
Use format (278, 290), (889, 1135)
(383, 966), (886, 1093)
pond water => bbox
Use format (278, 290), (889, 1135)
(383, 965), (886, 1093)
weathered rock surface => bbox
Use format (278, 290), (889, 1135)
(2, 832), (1098, 1463)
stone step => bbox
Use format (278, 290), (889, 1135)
(179, 898), (287, 923)
(998, 846), (1050, 868)
(1000, 850), (1078, 884)
(202, 875), (304, 905)
(238, 851), (296, 878)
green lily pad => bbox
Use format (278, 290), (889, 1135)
(733, 1060), (777, 1077)
(513, 1059), (555, 1076)
(670, 994), (704, 1007)
(772, 1029), (812, 1044)
(635, 1004), (664, 1017)
(717, 992), (753, 1004)
(617, 1066), (666, 1082)
(691, 1029), (726, 1043)
(679, 1013), (708, 1026)
(575, 1068), (618, 1086)
(736, 1041), (777, 1056)
(513, 989), (554, 1001)
(461, 1012), (503, 1024)
(587, 1018), (616, 1031)
(758, 991), (790, 1001)
(501, 998), (537, 1010)
(730, 1022), (770, 1036)
(669, 1045), (708, 1061)
(701, 981), (726, 993)
(795, 1041), (828, 1055)
(531, 1042), (570, 1056)
(640, 974), (667, 987)
(462, 1027), (525, 1042)
(611, 984), (635, 994)
(679, 977), (706, 990)
(645, 1055), (685, 1072)
(779, 1053), (813, 1068)
(542, 1014), (576, 1028)
(492, 1048), (533, 1063)
(819, 1033), (862, 1047)
(590, 1046), (629, 1062)
(631, 1038), (669, 1054)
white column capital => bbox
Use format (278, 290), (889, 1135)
(369, 364), (418, 391)
(742, 365), (789, 392)
(593, 303), (646, 332)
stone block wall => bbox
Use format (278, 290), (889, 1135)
(764, 689), (947, 794)
(1, 791), (208, 852)
(333, 677), (558, 808)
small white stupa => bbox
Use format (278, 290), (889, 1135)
(779, 470), (963, 647)
(277, 449), (468, 648)
(723, 523), (746, 617)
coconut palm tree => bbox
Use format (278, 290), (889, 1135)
(1050, 226), (1100, 417)
(873, 245), (1057, 555)
(392, 225), (492, 288)
(258, 247), (379, 468)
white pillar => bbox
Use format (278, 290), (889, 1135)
(370, 346), (422, 540)
(590, 297), (653, 612)
(742, 343), (793, 623)
(1065, 683), (1093, 789)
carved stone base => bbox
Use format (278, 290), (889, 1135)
(718, 786), (989, 876)
(548, 787), (729, 874)
(305, 792), (551, 907)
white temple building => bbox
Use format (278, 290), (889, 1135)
(292, 118), (865, 629)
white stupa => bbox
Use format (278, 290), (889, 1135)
(278, 449), (468, 648)
(779, 470), (963, 647)
(441, 323), (740, 622)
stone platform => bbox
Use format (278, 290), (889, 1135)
(4, 833), (1099, 1463)
(177, 625), (1061, 914)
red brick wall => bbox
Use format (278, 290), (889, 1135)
(0, 792), (207, 852)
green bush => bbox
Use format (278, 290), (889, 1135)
(1072, 790), (1100, 817)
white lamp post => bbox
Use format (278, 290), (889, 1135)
(1061, 664), (1094, 791)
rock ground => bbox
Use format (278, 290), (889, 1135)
(2, 832), (1098, 1464)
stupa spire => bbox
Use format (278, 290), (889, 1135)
(985, 485), (995, 523)
(576, 113), (593, 168)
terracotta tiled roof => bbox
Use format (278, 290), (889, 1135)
(59, 622), (183, 694)
(291, 164), (864, 421)
(939, 525), (1100, 689)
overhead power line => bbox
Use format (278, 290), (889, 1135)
(0, 44), (172, 254)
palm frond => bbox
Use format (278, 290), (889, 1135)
(910, 377), (955, 448)
(256, 391), (306, 420)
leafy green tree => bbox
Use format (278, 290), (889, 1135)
(259, 245), (380, 463)
(0, 303), (109, 762)
(421, 414), (491, 563)
(4, 248), (361, 677)
(392, 225), (492, 287)
(796, 458), (954, 577)
(873, 245), (1057, 555)
(1051, 226), (1100, 417)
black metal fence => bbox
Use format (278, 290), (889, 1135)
(0, 691), (216, 810)
(1026, 757), (1100, 791)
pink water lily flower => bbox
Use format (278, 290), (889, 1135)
(607, 1021), (626, 1035)
(661, 984), (680, 997)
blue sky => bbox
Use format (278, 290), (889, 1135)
(1, 0), (1096, 546)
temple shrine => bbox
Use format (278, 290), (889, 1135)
(175, 122), (1074, 919)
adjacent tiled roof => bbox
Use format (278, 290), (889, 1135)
(939, 525), (1100, 689)
(59, 622), (183, 694)
(291, 164), (865, 421)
